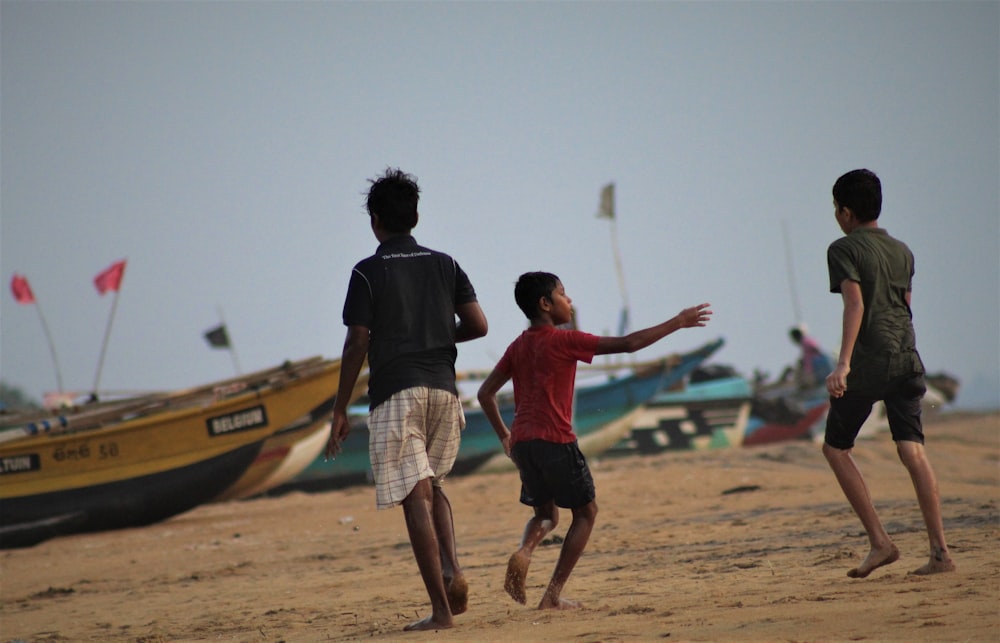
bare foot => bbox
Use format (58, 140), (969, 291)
(910, 547), (956, 575)
(403, 614), (452, 632)
(446, 574), (469, 615)
(538, 596), (582, 610)
(847, 544), (900, 578)
(504, 551), (529, 605)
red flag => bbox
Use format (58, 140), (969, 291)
(94, 260), (126, 295)
(10, 273), (36, 304)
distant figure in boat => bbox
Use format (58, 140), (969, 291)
(782, 324), (833, 390)
(477, 271), (711, 611)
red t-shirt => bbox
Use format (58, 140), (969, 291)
(496, 325), (600, 445)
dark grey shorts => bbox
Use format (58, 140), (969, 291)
(824, 373), (926, 450)
(511, 439), (595, 509)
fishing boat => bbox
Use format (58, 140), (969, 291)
(607, 371), (753, 455)
(212, 373), (369, 501)
(0, 357), (345, 548)
(741, 375), (829, 447)
(279, 338), (725, 490)
(211, 407), (331, 503)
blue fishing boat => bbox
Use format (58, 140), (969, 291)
(277, 338), (725, 492)
(608, 372), (753, 455)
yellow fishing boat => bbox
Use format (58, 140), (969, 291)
(0, 357), (343, 548)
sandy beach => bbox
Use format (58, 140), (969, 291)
(2, 411), (997, 642)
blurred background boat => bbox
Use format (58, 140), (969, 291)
(275, 338), (726, 491)
(0, 357), (349, 548)
(607, 365), (752, 455)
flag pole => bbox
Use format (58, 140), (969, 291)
(11, 274), (64, 394)
(91, 288), (120, 399)
(35, 302), (64, 393)
(608, 215), (631, 334)
(597, 183), (631, 334)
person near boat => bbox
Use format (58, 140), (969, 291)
(477, 271), (711, 610)
(325, 167), (488, 632)
(785, 324), (833, 389)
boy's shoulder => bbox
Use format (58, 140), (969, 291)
(829, 227), (912, 255)
(514, 326), (599, 351)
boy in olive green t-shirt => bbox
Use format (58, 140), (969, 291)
(822, 169), (955, 579)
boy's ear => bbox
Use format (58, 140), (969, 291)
(538, 295), (552, 312)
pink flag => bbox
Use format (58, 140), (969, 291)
(94, 260), (127, 295)
(10, 273), (35, 304)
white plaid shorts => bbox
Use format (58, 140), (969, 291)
(368, 386), (464, 509)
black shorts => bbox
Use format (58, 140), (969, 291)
(824, 373), (926, 450)
(511, 440), (595, 509)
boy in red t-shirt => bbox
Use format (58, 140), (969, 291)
(477, 271), (711, 610)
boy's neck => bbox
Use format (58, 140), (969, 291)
(529, 316), (556, 328)
(853, 221), (879, 233)
(376, 229), (413, 243)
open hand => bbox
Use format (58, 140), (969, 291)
(679, 303), (713, 328)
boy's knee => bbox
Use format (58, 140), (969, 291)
(895, 439), (926, 465)
(535, 503), (558, 527)
(573, 501), (598, 524)
(822, 441), (848, 461)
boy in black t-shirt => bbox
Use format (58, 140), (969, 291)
(326, 168), (488, 631)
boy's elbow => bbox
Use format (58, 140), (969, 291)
(622, 337), (643, 353)
(460, 317), (488, 340)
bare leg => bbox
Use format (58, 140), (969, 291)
(896, 441), (956, 574)
(505, 502), (558, 605)
(538, 501), (597, 610)
(822, 443), (899, 578)
(401, 478), (452, 631)
(432, 485), (468, 614)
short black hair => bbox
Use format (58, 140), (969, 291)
(833, 169), (882, 222)
(514, 271), (560, 320)
(366, 167), (419, 233)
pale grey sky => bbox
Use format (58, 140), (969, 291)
(2, 1), (998, 409)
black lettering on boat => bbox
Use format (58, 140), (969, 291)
(206, 405), (268, 436)
(0, 453), (41, 475)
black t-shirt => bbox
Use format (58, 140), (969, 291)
(342, 235), (478, 409)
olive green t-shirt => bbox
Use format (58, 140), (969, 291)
(827, 227), (925, 394)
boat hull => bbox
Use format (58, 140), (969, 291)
(609, 376), (752, 454)
(0, 442), (262, 548)
(213, 417), (330, 501)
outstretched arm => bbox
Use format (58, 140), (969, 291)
(826, 280), (863, 398)
(477, 365), (513, 457)
(456, 301), (488, 342)
(326, 325), (369, 458)
(594, 303), (712, 356)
